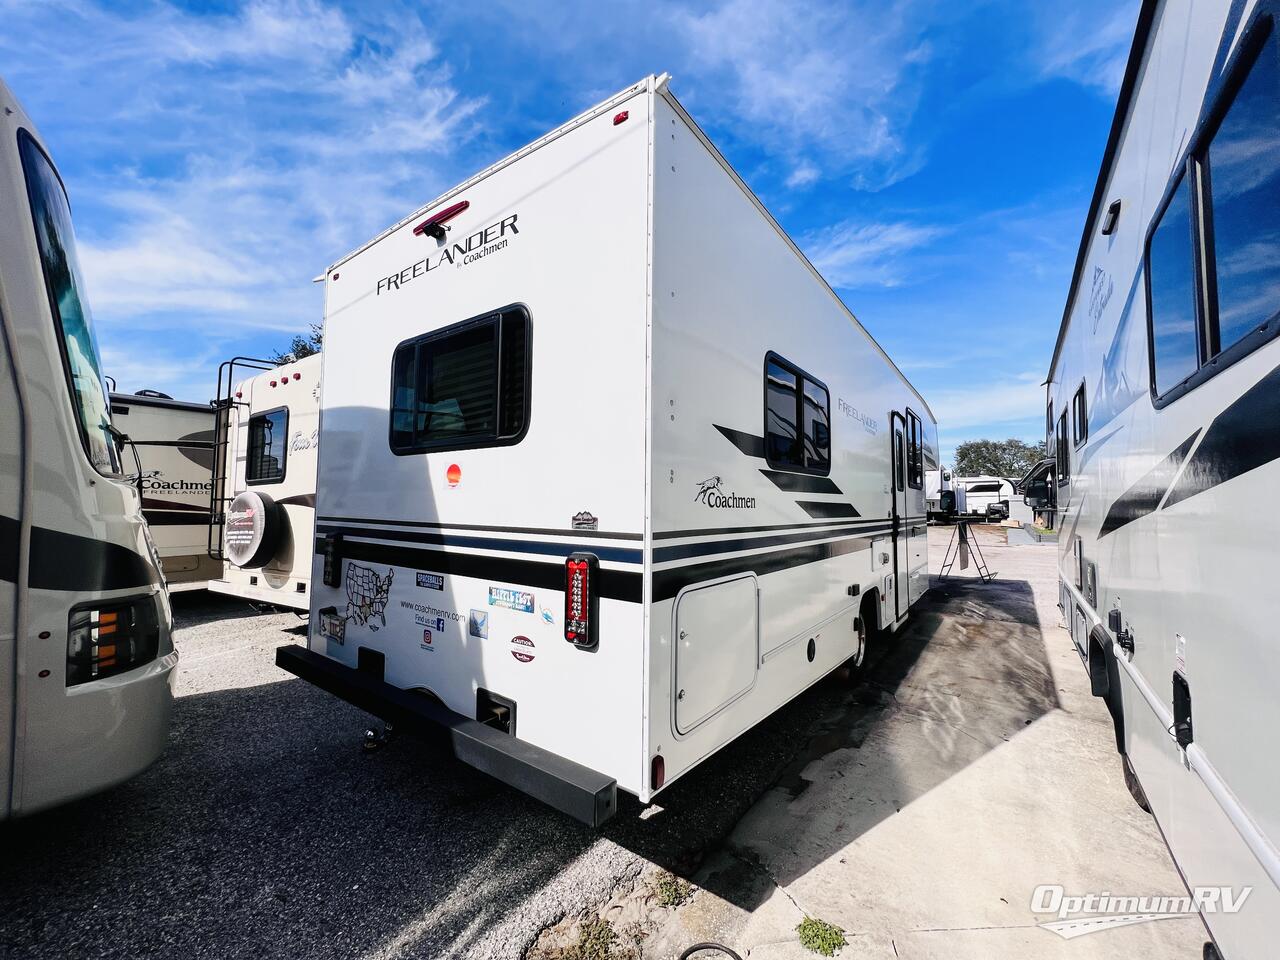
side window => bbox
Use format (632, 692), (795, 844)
(1202, 28), (1280, 355)
(906, 411), (923, 489)
(893, 427), (905, 492)
(390, 305), (531, 454)
(1056, 412), (1071, 486)
(1072, 383), (1088, 448)
(1045, 400), (1053, 451)
(1146, 27), (1280, 402)
(764, 354), (830, 475)
(247, 408), (287, 484)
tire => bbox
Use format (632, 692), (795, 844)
(1123, 755), (1151, 813)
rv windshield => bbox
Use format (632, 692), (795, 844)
(18, 130), (120, 475)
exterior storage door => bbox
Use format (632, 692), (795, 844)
(674, 574), (758, 734)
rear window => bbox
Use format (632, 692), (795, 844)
(390, 305), (531, 454)
(246, 408), (287, 484)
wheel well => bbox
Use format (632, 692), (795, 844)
(859, 588), (880, 634)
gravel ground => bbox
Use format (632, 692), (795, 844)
(0, 589), (865, 960)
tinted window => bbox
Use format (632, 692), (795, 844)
(18, 131), (120, 474)
(906, 411), (923, 489)
(765, 359), (799, 467)
(764, 355), (830, 475)
(247, 409), (287, 483)
(1056, 412), (1071, 485)
(1148, 175), (1201, 397)
(1205, 34), (1280, 353)
(1072, 384), (1088, 447)
(966, 482), (1002, 493)
(390, 306), (530, 454)
(894, 428), (905, 492)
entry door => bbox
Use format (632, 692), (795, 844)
(889, 412), (909, 622)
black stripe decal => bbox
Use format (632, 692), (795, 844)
(316, 515), (642, 541)
(654, 535), (870, 602)
(327, 538), (642, 603)
(0, 515), (160, 591)
(277, 493), (316, 508)
(796, 500), (860, 519)
(143, 510), (214, 527)
(714, 424), (765, 458)
(655, 522), (892, 563)
(1163, 361), (1280, 510)
(654, 518), (874, 540)
(0, 515), (17, 584)
(759, 469), (842, 494)
(317, 525), (642, 565)
(1099, 431), (1200, 538)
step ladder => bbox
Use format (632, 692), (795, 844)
(939, 520), (995, 582)
(207, 357), (274, 561)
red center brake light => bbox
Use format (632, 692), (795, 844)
(564, 552), (599, 649)
(413, 200), (470, 240)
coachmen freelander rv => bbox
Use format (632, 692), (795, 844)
(1042, 1), (1280, 954)
(0, 77), (175, 817)
(109, 390), (219, 590)
(276, 76), (936, 826)
(208, 354), (320, 611)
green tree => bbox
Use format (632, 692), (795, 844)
(953, 437), (1047, 477)
(271, 322), (323, 364)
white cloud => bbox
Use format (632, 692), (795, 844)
(928, 372), (1046, 430)
(1033, 1), (1139, 95)
(802, 220), (944, 289)
(673, 0), (932, 190)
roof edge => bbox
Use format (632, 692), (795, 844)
(1046, 0), (1161, 386)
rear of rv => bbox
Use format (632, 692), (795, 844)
(208, 354), (320, 610)
(290, 80), (655, 820)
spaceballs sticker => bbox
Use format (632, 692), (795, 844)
(510, 635), (535, 663)
(416, 572), (445, 591)
(489, 586), (534, 613)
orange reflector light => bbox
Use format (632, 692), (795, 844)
(99, 611), (117, 623)
(98, 623), (116, 636)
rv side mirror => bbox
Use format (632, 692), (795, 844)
(1023, 478), (1049, 507)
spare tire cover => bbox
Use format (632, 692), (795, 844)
(225, 490), (282, 568)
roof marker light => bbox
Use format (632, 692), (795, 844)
(270, 380), (277, 387)
(413, 200), (470, 240)
(613, 110), (629, 126)
(293, 373), (301, 381)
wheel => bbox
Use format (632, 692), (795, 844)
(1123, 755), (1151, 813)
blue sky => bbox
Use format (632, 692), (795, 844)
(1, 0), (1138, 465)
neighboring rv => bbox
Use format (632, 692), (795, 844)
(924, 466), (955, 521)
(953, 475), (1016, 521)
(276, 76), (936, 826)
(1042, 1), (1279, 955)
(109, 390), (219, 591)
(208, 354), (320, 611)
(1, 77), (175, 817)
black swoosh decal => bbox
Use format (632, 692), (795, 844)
(654, 521), (892, 563)
(796, 501), (860, 519)
(714, 424), (765, 458)
(0, 514), (160, 591)
(759, 469), (842, 494)
(1163, 361), (1280, 510)
(1098, 431), (1200, 538)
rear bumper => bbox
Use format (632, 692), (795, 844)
(275, 644), (617, 826)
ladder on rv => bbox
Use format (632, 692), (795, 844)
(207, 357), (274, 561)
(939, 520), (995, 582)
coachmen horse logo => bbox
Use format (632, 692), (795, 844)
(694, 476), (724, 503)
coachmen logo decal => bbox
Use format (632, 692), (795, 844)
(694, 476), (756, 509)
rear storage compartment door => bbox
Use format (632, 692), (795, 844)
(674, 574), (758, 734)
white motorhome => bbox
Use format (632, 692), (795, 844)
(208, 354), (320, 611)
(1040, 1), (1279, 954)
(109, 390), (219, 591)
(0, 77), (175, 817)
(953, 475), (1017, 521)
(924, 466), (955, 521)
(276, 76), (936, 825)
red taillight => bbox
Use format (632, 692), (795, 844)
(613, 110), (629, 126)
(413, 200), (470, 240)
(651, 754), (665, 790)
(564, 552), (599, 648)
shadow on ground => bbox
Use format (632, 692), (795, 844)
(0, 571), (1055, 959)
